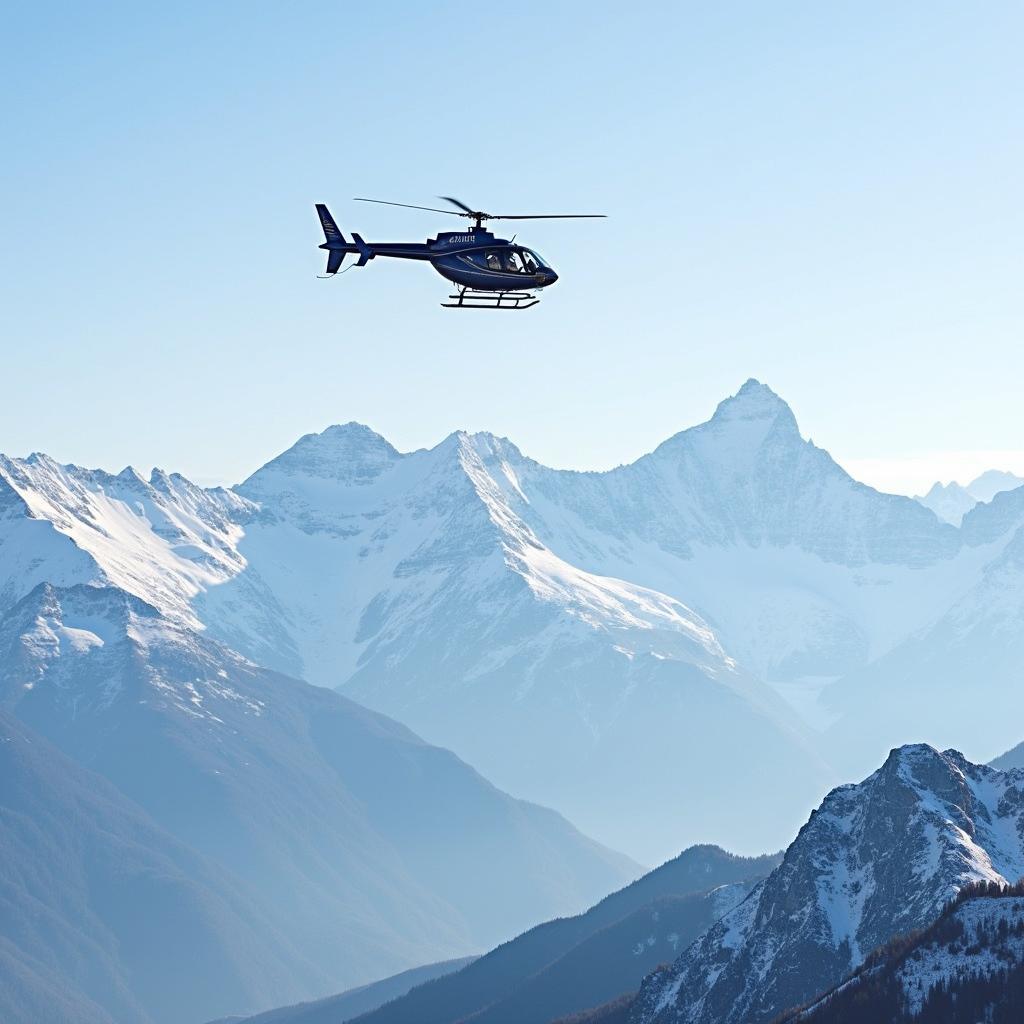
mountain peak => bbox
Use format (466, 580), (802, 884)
(242, 422), (400, 489)
(877, 742), (972, 794)
(652, 379), (801, 468)
(115, 465), (146, 486)
(921, 480), (970, 499)
(710, 378), (797, 428)
(883, 740), (943, 764)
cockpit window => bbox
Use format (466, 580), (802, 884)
(472, 247), (545, 273)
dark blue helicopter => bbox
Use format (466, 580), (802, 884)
(315, 197), (605, 309)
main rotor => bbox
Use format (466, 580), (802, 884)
(353, 195), (606, 230)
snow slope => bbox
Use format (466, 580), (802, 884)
(0, 453), (251, 624)
(783, 891), (1024, 1022)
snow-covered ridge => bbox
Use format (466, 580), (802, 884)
(0, 453), (253, 627)
(2, 582), (264, 723)
(2, 379), (1013, 674)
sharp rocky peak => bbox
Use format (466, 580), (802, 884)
(114, 465), (147, 486)
(241, 422), (400, 489)
(650, 378), (802, 463)
(706, 378), (800, 433)
(448, 429), (527, 465)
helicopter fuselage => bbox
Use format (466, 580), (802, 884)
(318, 226), (559, 293)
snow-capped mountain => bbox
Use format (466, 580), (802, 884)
(915, 470), (1024, 525)
(993, 740), (1024, 772)
(4, 380), (1024, 860)
(0, 452), (250, 623)
(629, 745), (1024, 1024)
(0, 581), (635, 1022)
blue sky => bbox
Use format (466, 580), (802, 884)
(3, 2), (1022, 493)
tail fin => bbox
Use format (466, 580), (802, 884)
(315, 204), (346, 245)
(316, 204), (347, 274)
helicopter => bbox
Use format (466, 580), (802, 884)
(314, 197), (605, 309)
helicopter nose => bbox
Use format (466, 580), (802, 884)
(539, 268), (559, 287)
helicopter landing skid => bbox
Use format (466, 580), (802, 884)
(441, 288), (539, 310)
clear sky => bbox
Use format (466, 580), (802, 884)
(3, 2), (1022, 494)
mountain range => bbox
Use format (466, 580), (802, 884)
(916, 470), (1024, 525)
(224, 743), (1024, 1024)
(5, 380), (1024, 861)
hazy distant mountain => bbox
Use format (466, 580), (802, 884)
(0, 582), (635, 1023)
(630, 745), (1024, 1024)
(914, 480), (978, 526)
(206, 958), (477, 1024)
(992, 739), (1024, 771)
(777, 885), (1024, 1023)
(967, 469), (1024, 504)
(244, 845), (779, 1024)
(6, 381), (1024, 860)
(915, 469), (1024, 525)
(0, 709), (311, 1024)
(822, 487), (1024, 774)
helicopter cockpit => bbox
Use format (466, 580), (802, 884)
(467, 247), (550, 274)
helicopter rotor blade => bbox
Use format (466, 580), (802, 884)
(438, 196), (484, 216)
(352, 198), (467, 217)
(489, 214), (608, 220)
(353, 197), (607, 223)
